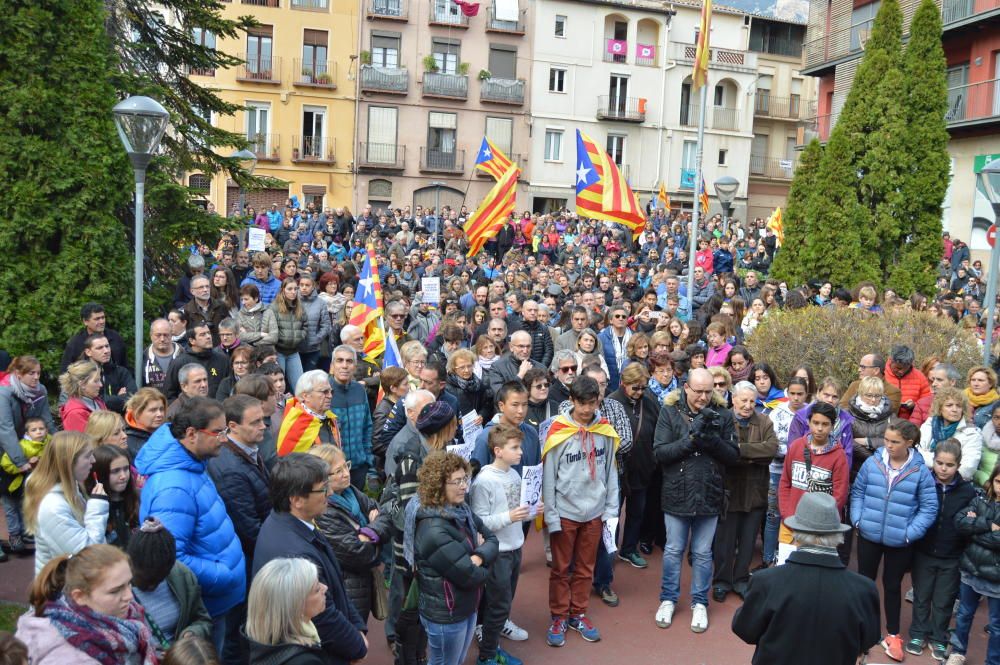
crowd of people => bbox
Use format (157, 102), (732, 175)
(0, 200), (996, 665)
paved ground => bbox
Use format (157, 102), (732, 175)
(1, 514), (993, 664)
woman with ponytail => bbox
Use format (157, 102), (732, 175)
(15, 544), (159, 665)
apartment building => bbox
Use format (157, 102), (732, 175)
(355, 0), (532, 213)
(187, 0), (359, 212)
(526, 0), (758, 219)
(800, 0), (1000, 260)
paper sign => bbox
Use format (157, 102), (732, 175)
(519, 463), (543, 517)
(447, 440), (475, 461)
(601, 517), (619, 554)
(776, 542), (796, 566)
(248, 228), (266, 252)
(461, 411), (482, 447)
(421, 277), (440, 306)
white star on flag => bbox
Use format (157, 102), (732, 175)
(576, 164), (591, 184)
(481, 147), (492, 160)
(357, 275), (374, 299)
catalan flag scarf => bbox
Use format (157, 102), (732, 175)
(277, 397), (340, 456)
(541, 414), (620, 480)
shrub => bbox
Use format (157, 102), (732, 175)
(745, 307), (981, 388)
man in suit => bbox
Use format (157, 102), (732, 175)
(731, 492), (881, 665)
(253, 454), (368, 664)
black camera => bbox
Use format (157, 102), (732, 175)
(691, 407), (720, 439)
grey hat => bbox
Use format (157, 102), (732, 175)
(784, 493), (851, 535)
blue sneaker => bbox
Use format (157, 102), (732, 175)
(568, 614), (601, 642)
(496, 647), (524, 665)
(547, 615), (567, 647)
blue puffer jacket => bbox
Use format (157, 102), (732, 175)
(850, 449), (938, 548)
(136, 424), (246, 616)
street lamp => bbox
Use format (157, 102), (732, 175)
(113, 96), (169, 387)
(979, 158), (1000, 365)
(714, 176), (740, 236)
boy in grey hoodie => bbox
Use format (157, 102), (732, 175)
(541, 376), (620, 647)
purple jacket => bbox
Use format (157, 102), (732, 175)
(788, 402), (854, 469)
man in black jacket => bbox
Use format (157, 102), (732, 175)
(732, 492), (880, 665)
(163, 325), (231, 401)
(521, 300), (554, 369)
(253, 454), (368, 665)
(652, 368), (739, 634)
(82, 334), (136, 414)
(61, 302), (128, 372)
(485, 331), (545, 398)
(209, 395), (269, 665)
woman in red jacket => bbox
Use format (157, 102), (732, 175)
(778, 401), (849, 545)
(58, 361), (107, 433)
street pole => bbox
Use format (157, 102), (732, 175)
(432, 181), (444, 249)
(722, 202), (732, 237)
(687, 84), (709, 317)
(983, 203), (1000, 365)
(133, 169), (145, 387)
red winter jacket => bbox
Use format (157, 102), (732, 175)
(778, 436), (849, 521)
(884, 362), (931, 421)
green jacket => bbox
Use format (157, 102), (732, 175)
(139, 562), (213, 643)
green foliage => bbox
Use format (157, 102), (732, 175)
(770, 139), (822, 285)
(0, 0), (133, 372)
(888, 0), (950, 296)
(745, 307), (981, 388)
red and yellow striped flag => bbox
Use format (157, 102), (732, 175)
(464, 163), (520, 257)
(474, 137), (513, 181)
(699, 177), (710, 214)
(574, 130), (645, 237)
(693, 0), (713, 91)
(767, 207), (784, 245)
(276, 397), (340, 456)
(657, 181), (671, 210)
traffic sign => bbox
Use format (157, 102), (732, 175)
(989, 225), (997, 247)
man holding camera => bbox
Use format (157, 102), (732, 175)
(652, 368), (739, 634)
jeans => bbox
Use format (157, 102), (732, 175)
(660, 514), (718, 606)
(1, 492), (23, 538)
(210, 614), (227, 658)
(300, 349), (321, 373)
(593, 528), (617, 589)
(620, 486), (647, 555)
(909, 553), (960, 645)
(762, 469), (781, 564)
(856, 536), (913, 635)
(950, 581), (1000, 664)
(277, 352), (303, 393)
(421, 613), (477, 665)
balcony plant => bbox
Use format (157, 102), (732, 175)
(422, 55), (439, 72)
(316, 71), (333, 84)
(360, 50), (372, 65)
(459, 62), (470, 75)
(478, 69), (491, 81)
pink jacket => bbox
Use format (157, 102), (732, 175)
(16, 614), (101, 665)
(59, 398), (106, 432)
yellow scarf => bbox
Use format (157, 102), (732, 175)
(966, 387), (1000, 409)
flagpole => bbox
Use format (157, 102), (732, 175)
(687, 83), (708, 315)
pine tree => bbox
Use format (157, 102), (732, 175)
(770, 139), (822, 285)
(888, 0), (950, 295)
(0, 0), (133, 371)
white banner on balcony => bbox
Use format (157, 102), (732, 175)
(495, 0), (519, 22)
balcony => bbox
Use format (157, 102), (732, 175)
(475, 153), (522, 176)
(292, 136), (335, 163)
(680, 105), (741, 131)
(799, 113), (838, 144)
(247, 133), (281, 162)
(358, 142), (406, 170)
(237, 56), (281, 84)
(430, 1), (469, 27)
(749, 154), (797, 180)
(422, 72), (468, 99)
(636, 46), (658, 67)
(597, 96), (646, 122)
(291, 0), (328, 8)
(946, 78), (1000, 128)
(242, 0), (279, 5)
(294, 59), (337, 88)
(487, 7), (525, 34)
(802, 19), (873, 73)
(360, 65), (409, 94)
(943, 0), (1000, 27)
(754, 93), (802, 120)
(680, 168), (696, 189)
(604, 40), (628, 63)
(480, 78), (525, 105)
(671, 42), (757, 74)
(367, 0), (407, 19)
(420, 147), (465, 173)
(185, 64), (215, 77)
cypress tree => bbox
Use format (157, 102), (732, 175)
(888, 0), (950, 295)
(0, 0), (133, 371)
(770, 138), (822, 285)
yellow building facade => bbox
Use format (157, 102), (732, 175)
(190, 0), (358, 213)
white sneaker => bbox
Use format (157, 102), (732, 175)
(691, 603), (709, 633)
(655, 600), (675, 628)
(474, 623), (483, 645)
(501, 618), (529, 641)
(945, 654), (966, 665)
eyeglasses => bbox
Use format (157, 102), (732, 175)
(445, 476), (471, 487)
(626, 384), (645, 392)
(689, 388), (714, 397)
(330, 461), (352, 476)
(559, 366), (576, 373)
(197, 426), (230, 438)
(861, 393), (882, 400)
(309, 482), (331, 494)
(533, 383), (550, 389)
(612, 314), (627, 319)
(713, 381), (727, 388)
(389, 314), (406, 319)
(312, 387), (333, 395)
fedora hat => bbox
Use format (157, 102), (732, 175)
(784, 493), (851, 535)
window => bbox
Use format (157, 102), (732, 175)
(246, 27), (273, 75)
(193, 28), (216, 50)
(433, 0), (462, 22)
(302, 106), (326, 158)
(610, 20), (628, 63)
(188, 174), (211, 192)
(790, 78), (802, 117)
(851, 1), (880, 50)
(432, 38), (460, 75)
(680, 140), (696, 188)
(485, 116), (513, 155)
(554, 14), (566, 37)
(246, 102), (270, 153)
(549, 67), (566, 93)
(371, 33), (400, 68)
(609, 75), (629, 115)
(714, 84), (725, 107)
(748, 20), (804, 57)
(427, 112), (458, 169)
(606, 134), (625, 167)
(367, 106), (399, 163)
(488, 44), (517, 79)
(756, 74), (772, 114)
(544, 129), (563, 161)
(302, 29), (328, 80)
(718, 149), (727, 165)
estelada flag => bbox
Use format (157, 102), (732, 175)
(348, 248), (383, 329)
(474, 137), (513, 181)
(277, 397), (341, 456)
(574, 130), (645, 237)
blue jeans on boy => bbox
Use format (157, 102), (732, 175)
(762, 469), (781, 565)
(951, 581), (1000, 664)
(1, 493), (23, 537)
(421, 613), (477, 665)
(660, 514), (718, 607)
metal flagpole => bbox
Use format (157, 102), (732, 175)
(686, 84), (709, 317)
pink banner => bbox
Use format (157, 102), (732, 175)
(606, 39), (626, 55)
(636, 43), (655, 59)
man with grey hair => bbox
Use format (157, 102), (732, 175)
(340, 324), (380, 408)
(329, 345), (374, 489)
(487, 330), (546, 396)
(521, 299), (554, 369)
(273, 370), (338, 455)
(841, 352), (902, 413)
(909, 362), (962, 426)
(712, 381), (777, 604)
(167, 364), (209, 420)
(885, 344), (931, 421)
(383, 389), (435, 478)
(173, 252), (206, 309)
(732, 492), (880, 665)
(549, 349), (578, 404)
(485, 318), (509, 350)
(143, 318), (182, 390)
(183, 274), (229, 346)
(385, 300), (412, 345)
